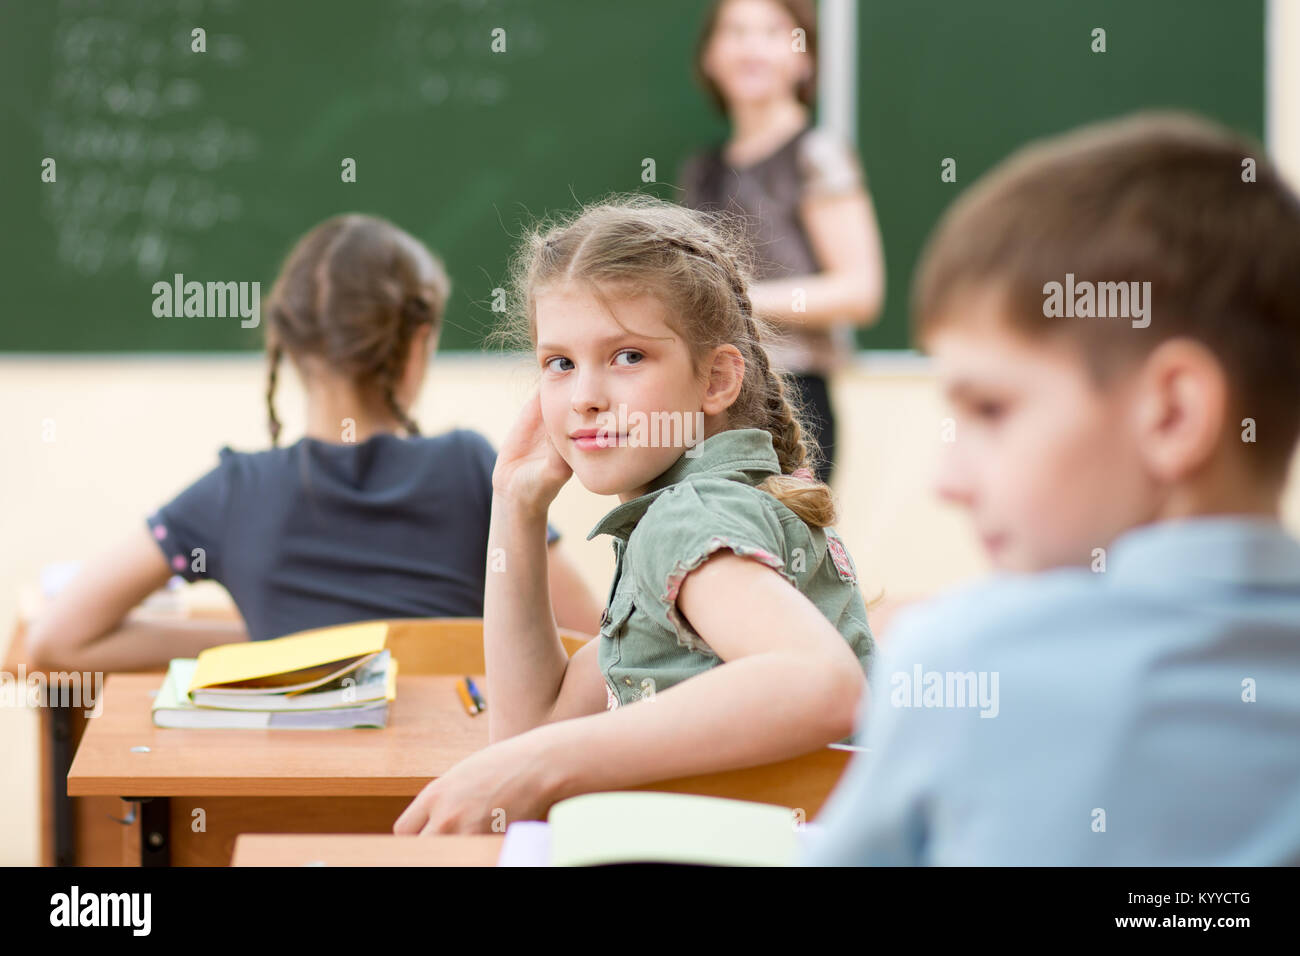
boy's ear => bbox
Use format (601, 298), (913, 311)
(1132, 338), (1228, 482)
(701, 344), (746, 415)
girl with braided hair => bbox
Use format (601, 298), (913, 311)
(29, 214), (601, 670)
(395, 196), (873, 835)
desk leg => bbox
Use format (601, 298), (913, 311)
(122, 797), (171, 867)
(49, 703), (76, 867)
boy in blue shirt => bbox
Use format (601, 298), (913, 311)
(803, 112), (1300, 865)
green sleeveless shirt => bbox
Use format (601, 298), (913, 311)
(586, 427), (874, 724)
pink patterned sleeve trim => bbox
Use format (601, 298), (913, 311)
(661, 536), (794, 655)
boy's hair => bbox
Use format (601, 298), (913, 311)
(693, 0), (818, 115)
(263, 214), (450, 444)
(494, 194), (836, 528)
(913, 111), (1300, 474)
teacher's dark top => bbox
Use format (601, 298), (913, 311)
(679, 123), (863, 376)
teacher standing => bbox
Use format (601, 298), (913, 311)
(679, 0), (885, 484)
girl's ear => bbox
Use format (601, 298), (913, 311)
(701, 344), (745, 415)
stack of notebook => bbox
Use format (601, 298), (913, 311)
(152, 621), (397, 729)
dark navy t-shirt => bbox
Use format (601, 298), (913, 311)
(146, 429), (558, 641)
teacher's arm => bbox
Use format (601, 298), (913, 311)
(750, 184), (885, 329)
(751, 127), (886, 331)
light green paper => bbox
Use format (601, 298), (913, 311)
(549, 791), (799, 867)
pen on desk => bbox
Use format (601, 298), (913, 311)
(465, 677), (487, 712)
(455, 677), (479, 716)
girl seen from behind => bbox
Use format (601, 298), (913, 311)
(30, 214), (601, 671)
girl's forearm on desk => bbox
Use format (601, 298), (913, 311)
(483, 494), (571, 740)
(530, 650), (863, 805)
(36, 619), (248, 672)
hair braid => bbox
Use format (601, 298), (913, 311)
(378, 298), (424, 437)
(745, 317), (816, 475)
(381, 379), (420, 436)
(266, 342), (284, 447)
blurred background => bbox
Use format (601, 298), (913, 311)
(2, 0), (1297, 865)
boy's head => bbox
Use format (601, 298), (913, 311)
(913, 112), (1300, 572)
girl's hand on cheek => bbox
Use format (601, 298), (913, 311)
(493, 389), (572, 512)
(392, 733), (557, 835)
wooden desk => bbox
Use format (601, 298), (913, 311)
(6, 594), (237, 866)
(71, 674), (854, 867)
(4, 622), (167, 866)
(68, 674), (489, 866)
(232, 834), (505, 867)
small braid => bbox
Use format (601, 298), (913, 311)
(381, 378), (421, 436)
(266, 342), (284, 447)
(744, 317), (815, 476)
(378, 294), (427, 437)
(660, 233), (748, 314)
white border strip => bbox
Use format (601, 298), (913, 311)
(818, 0), (857, 145)
(1267, 0), (1300, 188)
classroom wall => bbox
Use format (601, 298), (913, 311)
(0, 353), (993, 630)
(1270, 0), (1300, 187)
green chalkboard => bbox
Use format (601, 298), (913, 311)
(856, 0), (1265, 350)
(1, 0), (726, 351)
(0, 0), (1265, 352)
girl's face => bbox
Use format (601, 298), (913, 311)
(701, 0), (810, 110)
(534, 283), (713, 502)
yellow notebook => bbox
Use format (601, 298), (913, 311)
(187, 621), (390, 695)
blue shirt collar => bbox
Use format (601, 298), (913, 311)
(1107, 515), (1300, 589)
(586, 427), (781, 541)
